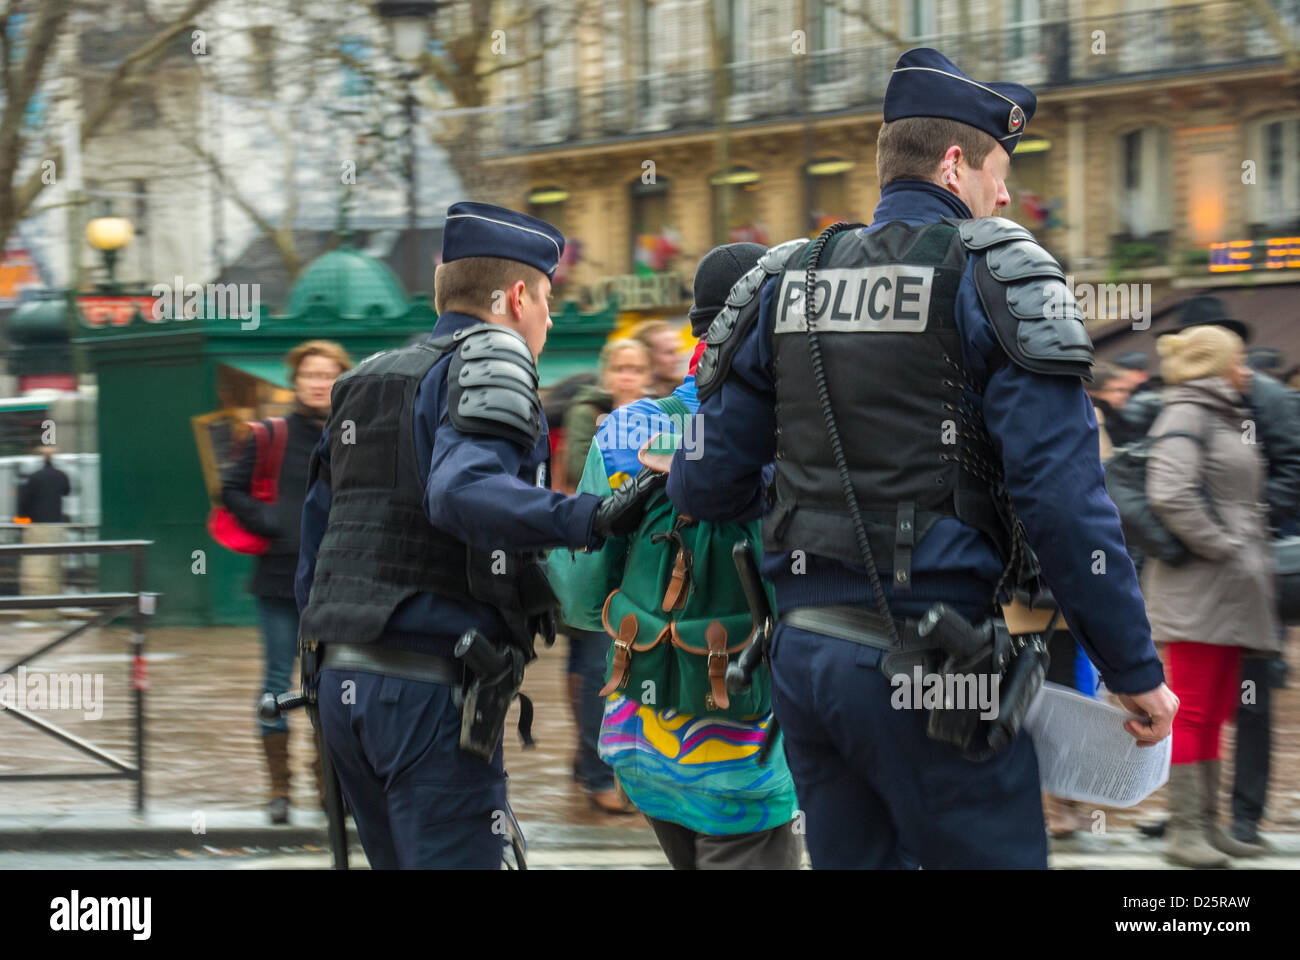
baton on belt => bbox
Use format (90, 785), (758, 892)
(727, 541), (781, 764)
(259, 639), (349, 870)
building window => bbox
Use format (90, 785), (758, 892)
(339, 37), (370, 98)
(723, 0), (749, 65)
(133, 179), (148, 236)
(907, 0), (937, 41)
(1006, 0), (1042, 62)
(1116, 126), (1171, 240)
(809, 0), (844, 85)
(631, 176), (676, 273)
(1005, 138), (1056, 232)
(1249, 115), (1300, 232)
(251, 26), (275, 97)
(806, 158), (853, 233)
(528, 186), (569, 236)
(527, 186), (576, 284)
(130, 92), (159, 129)
(711, 166), (765, 245)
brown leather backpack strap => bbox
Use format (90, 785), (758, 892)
(600, 612), (640, 696)
(661, 546), (692, 612)
(704, 621), (730, 711)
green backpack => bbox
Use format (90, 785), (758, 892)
(597, 396), (775, 721)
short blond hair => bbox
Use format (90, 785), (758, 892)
(876, 116), (1000, 188)
(598, 338), (651, 377)
(286, 339), (353, 380)
(434, 257), (546, 315)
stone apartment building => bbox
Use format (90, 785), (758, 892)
(472, 0), (1300, 324)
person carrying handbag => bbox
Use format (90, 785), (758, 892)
(220, 340), (352, 824)
(1143, 324), (1282, 867)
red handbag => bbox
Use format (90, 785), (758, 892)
(207, 418), (288, 555)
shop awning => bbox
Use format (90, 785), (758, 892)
(218, 359), (292, 389)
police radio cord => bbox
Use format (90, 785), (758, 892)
(802, 221), (900, 646)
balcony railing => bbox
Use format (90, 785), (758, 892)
(480, 0), (1299, 156)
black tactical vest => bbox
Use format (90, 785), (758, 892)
(298, 333), (541, 649)
(763, 220), (1012, 588)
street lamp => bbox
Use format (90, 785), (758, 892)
(374, 1), (438, 294)
(85, 215), (134, 292)
(376, 1), (437, 62)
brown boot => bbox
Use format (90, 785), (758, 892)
(1202, 761), (1265, 858)
(261, 731), (291, 825)
(1165, 764), (1229, 868)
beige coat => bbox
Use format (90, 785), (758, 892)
(1141, 377), (1280, 653)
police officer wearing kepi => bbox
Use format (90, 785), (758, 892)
(669, 49), (1180, 868)
(296, 201), (662, 869)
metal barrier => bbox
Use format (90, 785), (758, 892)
(0, 523), (101, 594)
(0, 539), (155, 813)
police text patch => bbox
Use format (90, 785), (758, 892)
(774, 266), (935, 334)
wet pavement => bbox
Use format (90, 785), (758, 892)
(1, 615), (1298, 867)
(0, 617), (653, 831)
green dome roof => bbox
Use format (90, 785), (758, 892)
(285, 245), (409, 320)
(6, 296), (71, 345)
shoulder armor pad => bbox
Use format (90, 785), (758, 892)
(956, 216), (1036, 251)
(963, 220), (1094, 381)
(696, 238), (809, 400)
(447, 325), (542, 449)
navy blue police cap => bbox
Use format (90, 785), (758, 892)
(442, 201), (566, 280)
(883, 48), (1037, 157)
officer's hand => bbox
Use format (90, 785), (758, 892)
(1117, 683), (1179, 747)
(592, 467), (667, 540)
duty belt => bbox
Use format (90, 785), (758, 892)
(779, 605), (923, 649)
(321, 643), (463, 686)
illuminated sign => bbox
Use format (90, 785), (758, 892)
(76, 295), (163, 328)
(1209, 237), (1300, 272)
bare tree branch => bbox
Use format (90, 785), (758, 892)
(6, 0), (218, 243)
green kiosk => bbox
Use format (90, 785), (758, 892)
(74, 244), (615, 626)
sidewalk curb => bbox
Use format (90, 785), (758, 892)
(0, 811), (663, 854)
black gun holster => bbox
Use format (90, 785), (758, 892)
(453, 630), (534, 762)
(904, 604), (1049, 762)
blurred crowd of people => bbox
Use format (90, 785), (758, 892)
(1086, 295), (1295, 867)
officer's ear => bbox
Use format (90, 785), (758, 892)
(941, 145), (963, 187)
(505, 279), (528, 320)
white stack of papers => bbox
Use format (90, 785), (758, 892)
(1022, 682), (1171, 807)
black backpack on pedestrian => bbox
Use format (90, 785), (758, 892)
(1104, 406), (1211, 566)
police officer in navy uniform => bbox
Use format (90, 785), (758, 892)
(668, 49), (1180, 868)
(296, 202), (660, 869)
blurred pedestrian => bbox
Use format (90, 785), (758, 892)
(563, 339), (651, 484)
(222, 339), (352, 824)
(561, 337), (652, 813)
(1172, 298), (1300, 852)
(1144, 324), (1281, 867)
(542, 372), (598, 495)
(16, 448), (72, 609)
(631, 319), (684, 398)
(16, 448), (70, 523)
(1085, 361), (1127, 460)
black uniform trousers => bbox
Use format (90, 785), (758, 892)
(318, 666), (509, 869)
(769, 623), (1048, 869)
